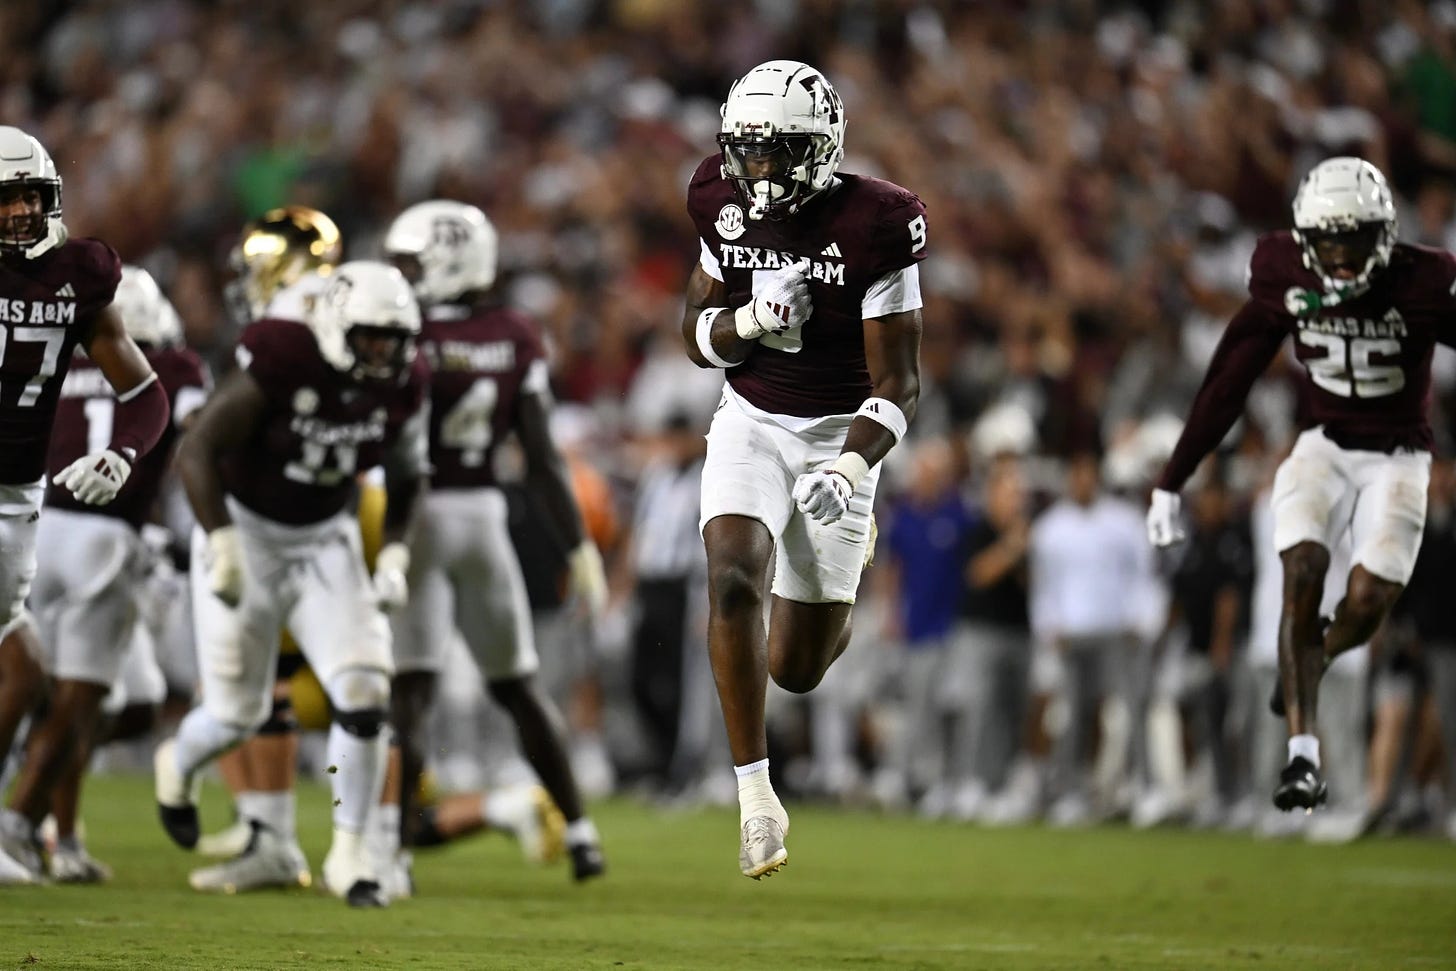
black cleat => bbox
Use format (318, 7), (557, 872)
(1270, 617), (1332, 717)
(570, 842), (606, 882)
(1273, 756), (1328, 812)
(345, 879), (387, 908)
(158, 804), (201, 850)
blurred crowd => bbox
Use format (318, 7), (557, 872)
(7, 0), (1456, 842)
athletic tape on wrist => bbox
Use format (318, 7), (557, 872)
(696, 308), (740, 369)
(829, 451), (871, 492)
(855, 397), (908, 443)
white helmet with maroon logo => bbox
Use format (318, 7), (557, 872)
(0, 126), (67, 259)
(719, 60), (846, 221)
(1291, 157), (1396, 299)
(308, 261), (421, 382)
(383, 200), (498, 306)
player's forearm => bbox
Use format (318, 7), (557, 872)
(381, 471), (423, 547)
(840, 372), (918, 469)
(527, 455), (587, 551)
(109, 373), (170, 461)
(682, 306), (755, 369)
(176, 432), (230, 532)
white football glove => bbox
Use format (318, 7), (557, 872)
(1146, 488), (1186, 548)
(793, 469), (855, 525)
(53, 448), (131, 505)
(734, 262), (812, 340)
(206, 525), (244, 607)
(373, 542), (411, 612)
(566, 540), (608, 616)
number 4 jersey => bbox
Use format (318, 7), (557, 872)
(46, 345), (209, 527)
(417, 303), (547, 490)
(224, 318), (430, 525)
(0, 238), (123, 486)
(1159, 231), (1456, 491)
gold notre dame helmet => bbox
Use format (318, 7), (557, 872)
(225, 205), (343, 323)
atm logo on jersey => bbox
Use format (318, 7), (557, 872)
(717, 245), (846, 286)
(0, 299), (75, 325)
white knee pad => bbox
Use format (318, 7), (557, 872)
(326, 667), (391, 738)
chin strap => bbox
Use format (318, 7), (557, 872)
(23, 217), (67, 260)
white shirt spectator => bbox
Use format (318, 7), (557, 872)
(1029, 494), (1150, 642)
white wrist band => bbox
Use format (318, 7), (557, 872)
(696, 308), (739, 369)
(855, 397), (908, 443)
(829, 451), (870, 492)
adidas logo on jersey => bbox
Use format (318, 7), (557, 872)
(820, 242), (842, 258)
(55, 283), (75, 297)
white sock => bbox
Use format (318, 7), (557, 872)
(734, 759), (786, 829)
(234, 791), (266, 826)
(326, 725), (387, 833)
(1288, 734), (1321, 769)
(252, 791), (298, 842)
(173, 708), (246, 778)
(368, 802), (401, 860)
(565, 817), (599, 849)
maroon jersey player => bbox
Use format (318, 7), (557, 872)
(3, 267), (206, 884)
(1148, 157), (1456, 812)
(161, 261), (427, 907)
(383, 199), (607, 882)
(681, 61), (925, 878)
(0, 128), (169, 884)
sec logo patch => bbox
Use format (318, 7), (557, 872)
(715, 204), (745, 240)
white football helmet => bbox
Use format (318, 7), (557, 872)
(113, 265), (182, 347)
(307, 261), (421, 381)
(383, 200), (498, 305)
(0, 126), (66, 259)
(1291, 157), (1396, 298)
(719, 60), (846, 220)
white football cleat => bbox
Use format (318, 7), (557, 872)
(322, 830), (386, 908)
(378, 850), (414, 901)
(739, 815), (788, 879)
(189, 823), (311, 894)
(0, 844), (41, 885)
(50, 845), (113, 884)
(196, 818), (254, 859)
(493, 785), (566, 865)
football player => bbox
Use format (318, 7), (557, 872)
(682, 61), (926, 877)
(0, 267), (206, 883)
(0, 127), (171, 883)
(157, 261), (428, 907)
(381, 199), (607, 882)
(187, 206), (342, 895)
(1147, 157), (1456, 812)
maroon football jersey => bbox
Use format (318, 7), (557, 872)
(418, 305), (546, 490)
(686, 155), (928, 418)
(45, 346), (209, 529)
(1159, 232), (1456, 491)
(222, 318), (429, 525)
(0, 239), (122, 485)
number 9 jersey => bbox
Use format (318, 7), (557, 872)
(223, 317), (430, 525)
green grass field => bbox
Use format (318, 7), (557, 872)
(1, 774), (1453, 970)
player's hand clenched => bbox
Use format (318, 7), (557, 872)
(206, 525), (244, 607)
(793, 469), (854, 525)
(54, 449), (132, 505)
(734, 262), (812, 340)
(373, 542), (411, 612)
